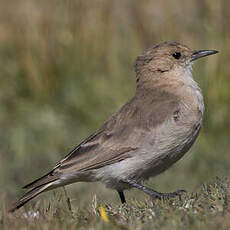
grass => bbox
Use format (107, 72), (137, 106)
(1, 177), (230, 229)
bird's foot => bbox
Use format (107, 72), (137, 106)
(151, 189), (186, 200)
(119, 178), (186, 203)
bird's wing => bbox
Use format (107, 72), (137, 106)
(55, 90), (180, 173)
(24, 91), (179, 189)
(54, 97), (143, 173)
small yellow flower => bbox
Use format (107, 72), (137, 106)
(99, 205), (109, 223)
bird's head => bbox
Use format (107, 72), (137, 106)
(135, 41), (218, 87)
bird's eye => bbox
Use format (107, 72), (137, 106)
(172, 52), (181, 59)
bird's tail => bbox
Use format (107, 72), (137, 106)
(9, 168), (62, 212)
(9, 182), (53, 212)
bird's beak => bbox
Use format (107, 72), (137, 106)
(191, 50), (219, 61)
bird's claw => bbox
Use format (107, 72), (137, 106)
(151, 189), (186, 200)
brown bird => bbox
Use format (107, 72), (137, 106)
(10, 41), (218, 212)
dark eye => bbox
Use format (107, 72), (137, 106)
(172, 52), (181, 59)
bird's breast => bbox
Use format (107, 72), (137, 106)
(138, 87), (204, 180)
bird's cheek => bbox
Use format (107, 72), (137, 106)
(147, 61), (171, 73)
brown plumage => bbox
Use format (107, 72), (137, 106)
(10, 41), (218, 212)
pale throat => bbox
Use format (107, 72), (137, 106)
(176, 64), (205, 116)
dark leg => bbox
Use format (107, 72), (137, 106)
(117, 191), (126, 204)
(120, 179), (186, 199)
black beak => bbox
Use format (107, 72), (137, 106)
(191, 50), (219, 61)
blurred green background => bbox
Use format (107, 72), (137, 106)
(0, 0), (229, 205)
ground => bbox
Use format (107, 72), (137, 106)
(1, 177), (230, 230)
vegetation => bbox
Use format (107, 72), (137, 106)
(0, 0), (229, 229)
(2, 178), (230, 229)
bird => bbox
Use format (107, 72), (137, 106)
(10, 41), (218, 212)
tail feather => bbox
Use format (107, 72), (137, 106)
(9, 183), (53, 212)
(23, 170), (59, 189)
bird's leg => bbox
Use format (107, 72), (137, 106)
(117, 191), (126, 204)
(120, 179), (186, 200)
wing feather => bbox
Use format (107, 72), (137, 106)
(54, 91), (179, 173)
(23, 90), (179, 189)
